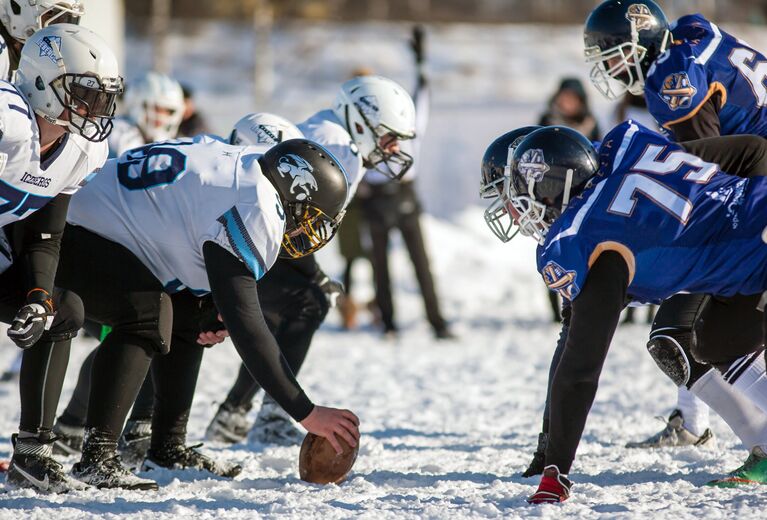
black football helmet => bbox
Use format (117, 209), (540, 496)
(259, 139), (349, 258)
(480, 126), (540, 242)
(584, 0), (670, 99)
(508, 126), (599, 244)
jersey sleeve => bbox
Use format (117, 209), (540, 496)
(537, 235), (590, 302)
(645, 46), (724, 131)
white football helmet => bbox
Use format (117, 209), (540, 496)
(14, 24), (123, 142)
(332, 75), (416, 179)
(0, 0), (83, 42)
(123, 71), (185, 142)
(229, 112), (304, 147)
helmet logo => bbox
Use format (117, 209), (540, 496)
(36, 35), (62, 65)
(357, 95), (380, 124)
(542, 261), (579, 300)
(625, 4), (655, 31)
(277, 154), (318, 201)
(660, 72), (697, 110)
(254, 124), (283, 145)
(518, 149), (550, 183)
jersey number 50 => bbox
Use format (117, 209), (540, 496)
(118, 143), (191, 191)
(608, 145), (718, 224)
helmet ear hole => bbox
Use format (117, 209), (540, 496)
(10, 0), (20, 16)
(35, 76), (45, 91)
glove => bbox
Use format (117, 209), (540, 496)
(313, 271), (344, 308)
(8, 289), (54, 349)
(527, 465), (572, 504)
(521, 433), (548, 477)
(410, 25), (426, 65)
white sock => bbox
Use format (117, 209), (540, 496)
(676, 385), (709, 436)
(692, 368), (767, 449)
(727, 353), (767, 419)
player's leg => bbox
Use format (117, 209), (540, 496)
(56, 225), (170, 490)
(364, 188), (397, 335)
(117, 372), (154, 467)
(2, 273), (85, 492)
(52, 346), (96, 455)
(396, 182), (452, 338)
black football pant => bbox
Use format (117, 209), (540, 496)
(55, 225), (172, 443)
(0, 258), (84, 436)
(361, 181), (447, 333)
(222, 256), (329, 409)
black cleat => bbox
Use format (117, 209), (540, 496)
(118, 419), (152, 468)
(6, 433), (86, 493)
(52, 421), (84, 456)
(72, 429), (158, 490)
(144, 441), (242, 478)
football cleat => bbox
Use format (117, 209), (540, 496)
(205, 403), (251, 444)
(73, 433), (157, 491)
(625, 409), (715, 449)
(527, 465), (572, 504)
(6, 434), (85, 493)
(118, 419), (152, 468)
(707, 446), (767, 488)
(250, 395), (304, 446)
(52, 420), (84, 456)
(144, 441), (242, 478)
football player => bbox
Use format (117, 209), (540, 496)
(500, 122), (767, 503)
(0, 25), (122, 492)
(584, 0), (767, 451)
(54, 135), (356, 490)
(206, 75), (417, 446)
(0, 0), (85, 383)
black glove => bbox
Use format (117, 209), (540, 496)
(521, 432), (548, 478)
(410, 25), (426, 65)
(8, 289), (54, 349)
(198, 295), (225, 334)
(313, 270), (344, 308)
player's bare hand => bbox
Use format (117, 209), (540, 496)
(197, 314), (228, 345)
(300, 406), (360, 454)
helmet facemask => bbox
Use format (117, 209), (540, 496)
(482, 144), (518, 242)
(508, 168), (575, 245)
(37, 2), (83, 33)
(51, 73), (123, 142)
(280, 202), (345, 259)
(585, 17), (670, 100)
(350, 101), (415, 180)
(139, 101), (183, 142)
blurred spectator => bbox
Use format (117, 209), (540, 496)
(537, 77), (601, 321)
(538, 77), (601, 141)
(359, 26), (453, 340)
(178, 83), (211, 137)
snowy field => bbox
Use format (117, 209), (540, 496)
(1, 19), (767, 519)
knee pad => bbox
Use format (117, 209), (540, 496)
(647, 329), (693, 387)
(44, 289), (85, 342)
(110, 293), (173, 355)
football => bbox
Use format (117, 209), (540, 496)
(298, 433), (359, 485)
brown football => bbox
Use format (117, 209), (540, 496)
(299, 433), (359, 484)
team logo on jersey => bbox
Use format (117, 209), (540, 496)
(254, 124), (283, 145)
(626, 4), (655, 31)
(542, 261), (579, 300)
(357, 95), (380, 125)
(36, 36), (62, 65)
(660, 72), (697, 111)
(277, 154), (318, 201)
(517, 149), (549, 183)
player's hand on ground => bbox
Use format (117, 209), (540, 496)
(8, 291), (54, 349)
(300, 406), (360, 454)
(313, 271), (344, 308)
(197, 313), (229, 345)
(527, 465), (571, 504)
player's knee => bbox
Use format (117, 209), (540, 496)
(647, 328), (710, 388)
(110, 293), (174, 355)
(44, 289), (85, 342)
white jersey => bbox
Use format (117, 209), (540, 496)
(67, 135), (286, 294)
(107, 117), (145, 158)
(0, 33), (10, 82)
(297, 110), (362, 205)
(0, 81), (107, 228)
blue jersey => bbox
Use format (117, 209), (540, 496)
(644, 14), (767, 139)
(537, 121), (767, 304)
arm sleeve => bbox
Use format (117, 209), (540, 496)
(665, 92), (722, 141)
(204, 241), (315, 421)
(544, 251), (628, 473)
(13, 193), (71, 296)
(681, 133), (767, 178)
(286, 253), (320, 279)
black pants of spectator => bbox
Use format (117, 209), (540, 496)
(223, 256), (328, 409)
(361, 181), (447, 334)
(0, 258), (84, 436)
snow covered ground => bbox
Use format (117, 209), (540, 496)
(2, 19), (767, 519)
(0, 209), (763, 519)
